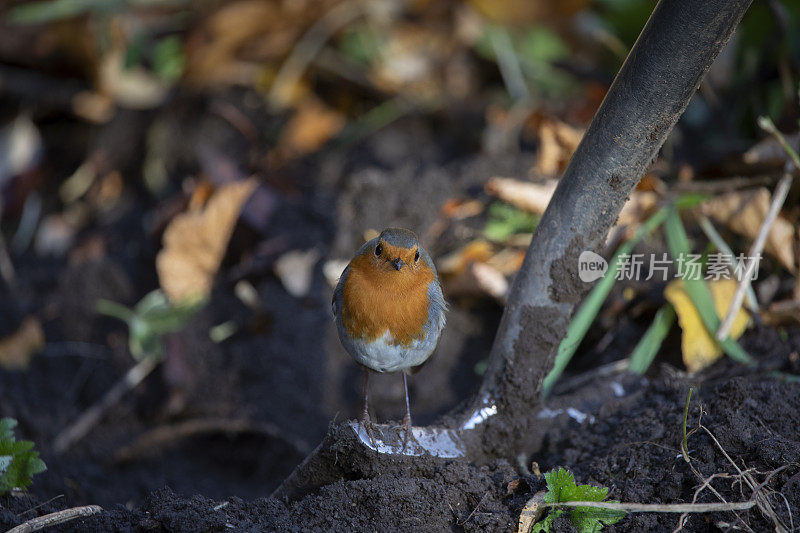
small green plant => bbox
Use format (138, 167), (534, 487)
(0, 418), (46, 494)
(533, 468), (626, 533)
(97, 289), (202, 361)
(483, 201), (539, 242)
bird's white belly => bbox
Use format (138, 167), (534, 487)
(348, 327), (440, 373)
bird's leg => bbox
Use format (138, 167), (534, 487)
(401, 372), (414, 453)
(361, 369), (376, 447)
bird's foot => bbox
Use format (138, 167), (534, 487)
(401, 413), (415, 453)
(361, 410), (377, 448)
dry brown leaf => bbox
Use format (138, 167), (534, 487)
(485, 177), (657, 225)
(703, 188), (797, 273)
(485, 248), (526, 276)
(664, 279), (750, 373)
(99, 49), (169, 109)
(279, 98), (345, 156)
(518, 491), (547, 533)
(184, 0), (301, 87)
(0, 317), (44, 370)
(485, 177), (557, 214)
(370, 25), (453, 101)
(438, 240), (494, 276)
(533, 117), (584, 177)
(444, 262), (508, 301)
(156, 179), (258, 304)
(440, 198), (484, 219)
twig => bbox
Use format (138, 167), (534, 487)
(268, 0), (364, 108)
(7, 505), (102, 533)
(716, 168), (793, 341)
(680, 388), (694, 462)
(115, 417), (311, 462)
(543, 500), (755, 513)
(53, 357), (159, 453)
(697, 215), (759, 313)
(672, 174), (781, 193)
(758, 116), (800, 170)
(460, 492), (489, 525)
(699, 425), (791, 532)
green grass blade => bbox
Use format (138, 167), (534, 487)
(628, 304), (675, 374)
(543, 206), (670, 396)
(662, 208), (754, 366)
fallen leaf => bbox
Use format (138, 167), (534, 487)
(439, 241), (510, 302)
(440, 198), (484, 219)
(0, 317), (44, 370)
(99, 49), (169, 109)
(279, 97), (345, 157)
(370, 24), (452, 101)
(507, 478), (530, 496)
(518, 491), (547, 533)
(533, 117), (584, 176)
(485, 178), (557, 214)
(485, 177), (657, 225)
(664, 279), (750, 373)
(274, 248), (321, 298)
(703, 188), (797, 273)
(156, 179), (258, 304)
(184, 0), (303, 88)
(438, 240), (494, 276)
(0, 115), (43, 187)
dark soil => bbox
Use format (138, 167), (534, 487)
(2, 92), (799, 532)
(3, 323), (799, 532)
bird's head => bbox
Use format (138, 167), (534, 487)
(361, 228), (429, 279)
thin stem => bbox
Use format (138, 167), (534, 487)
(716, 169), (793, 340)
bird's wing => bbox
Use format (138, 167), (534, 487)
(331, 263), (350, 320)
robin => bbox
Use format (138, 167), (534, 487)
(332, 228), (446, 449)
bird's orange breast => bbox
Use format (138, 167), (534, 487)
(342, 253), (435, 347)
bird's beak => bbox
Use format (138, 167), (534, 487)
(391, 258), (405, 271)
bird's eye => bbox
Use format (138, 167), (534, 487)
(414, 250), (420, 262)
(375, 243), (382, 256)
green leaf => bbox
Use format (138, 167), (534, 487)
(537, 468), (625, 532)
(544, 206), (669, 396)
(532, 509), (563, 532)
(536, 468), (625, 531)
(0, 455), (12, 476)
(483, 202), (539, 242)
(0, 418), (16, 442)
(628, 304), (676, 374)
(662, 208), (754, 366)
(0, 418), (46, 494)
(152, 36), (186, 83)
(98, 289), (202, 361)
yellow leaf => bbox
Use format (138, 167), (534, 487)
(0, 317), (44, 370)
(156, 179), (258, 304)
(664, 279), (750, 373)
